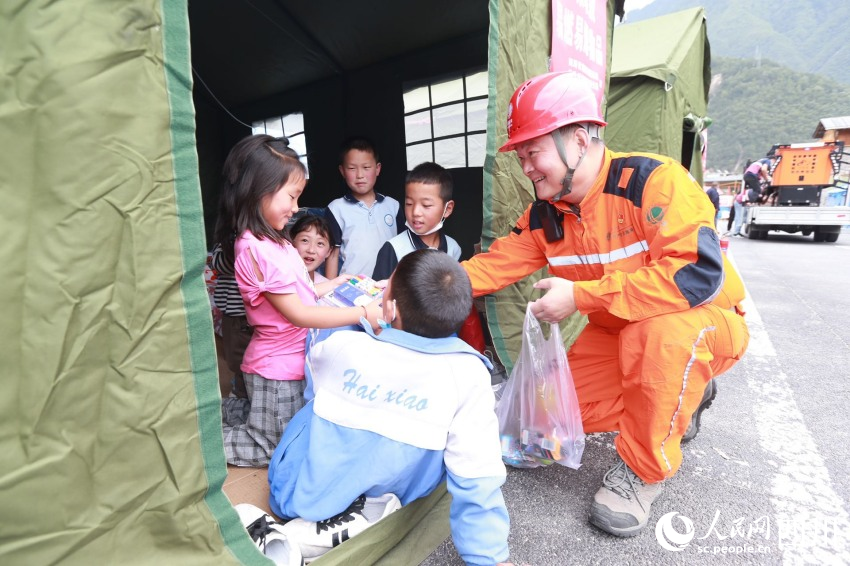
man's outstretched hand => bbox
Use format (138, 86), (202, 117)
(529, 277), (577, 323)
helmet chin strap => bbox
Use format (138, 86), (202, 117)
(549, 128), (585, 202)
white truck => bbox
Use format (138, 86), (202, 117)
(740, 141), (850, 242)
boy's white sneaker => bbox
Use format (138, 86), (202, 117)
(235, 503), (304, 566)
(281, 493), (402, 563)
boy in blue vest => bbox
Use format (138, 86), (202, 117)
(372, 161), (459, 280)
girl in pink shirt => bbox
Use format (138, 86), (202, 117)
(290, 213), (332, 286)
(220, 135), (382, 466)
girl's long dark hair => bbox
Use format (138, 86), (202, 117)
(213, 135), (305, 269)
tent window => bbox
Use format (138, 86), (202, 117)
(403, 70), (487, 169)
(252, 113), (310, 177)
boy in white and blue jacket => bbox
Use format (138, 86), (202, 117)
(268, 249), (510, 565)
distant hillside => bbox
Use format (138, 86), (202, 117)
(707, 57), (850, 173)
(622, 0), (850, 172)
(627, 0), (850, 85)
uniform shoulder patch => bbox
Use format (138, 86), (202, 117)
(645, 206), (665, 224)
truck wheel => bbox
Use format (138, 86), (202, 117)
(814, 231), (827, 242)
(747, 227), (761, 240)
(759, 229), (769, 240)
(825, 232), (839, 243)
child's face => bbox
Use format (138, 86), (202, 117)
(405, 182), (453, 235)
(293, 226), (330, 273)
(339, 149), (381, 198)
(262, 176), (305, 230)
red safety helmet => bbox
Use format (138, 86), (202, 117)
(499, 72), (606, 153)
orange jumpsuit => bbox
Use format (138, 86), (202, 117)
(463, 149), (750, 483)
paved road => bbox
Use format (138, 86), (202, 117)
(424, 232), (850, 565)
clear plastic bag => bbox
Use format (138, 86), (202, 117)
(495, 305), (585, 469)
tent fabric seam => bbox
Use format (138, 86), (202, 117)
(160, 1), (265, 563)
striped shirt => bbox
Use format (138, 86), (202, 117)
(210, 243), (247, 316)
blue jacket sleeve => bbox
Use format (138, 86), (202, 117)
(446, 472), (510, 565)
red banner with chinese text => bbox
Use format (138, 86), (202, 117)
(550, 0), (607, 107)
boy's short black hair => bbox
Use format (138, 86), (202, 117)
(289, 212), (331, 242)
(391, 249), (471, 338)
(339, 136), (380, 164)
(405, 162), (453, 202)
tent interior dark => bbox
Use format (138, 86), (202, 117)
(189, 0), (491, 258)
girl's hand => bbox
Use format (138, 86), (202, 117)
(362, 298), (383, 330)
(332, 273), (353, 287)
(373, 278), (388, 289)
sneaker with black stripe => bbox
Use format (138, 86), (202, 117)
(234, 503), (304, 566)
(281, 493), (401, 563)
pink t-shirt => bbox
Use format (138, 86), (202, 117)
(234, 231), (318, 380)
(745, 160), (769, 178)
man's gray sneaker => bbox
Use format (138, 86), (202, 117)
(589, 458), (664, 537)
(682, 379), (717, 443)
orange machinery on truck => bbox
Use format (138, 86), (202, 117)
(741, 141), (850, 242)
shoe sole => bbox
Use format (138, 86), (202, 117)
(681, 381), (718, 443)
(588, 508), (645, 537)
(588, 494), (665, 538)
(588, 486), (665, 537)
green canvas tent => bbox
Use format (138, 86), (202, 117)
(606, 7), (711, 184)
(1, 1), (624, 564)
(0, 3), (259, 564)
(483, 1), (623, 371)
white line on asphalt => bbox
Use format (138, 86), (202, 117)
(739, 292), (850, 562)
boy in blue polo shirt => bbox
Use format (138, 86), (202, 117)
(324, 137), (405, 278)
(372, 161), (460, 281)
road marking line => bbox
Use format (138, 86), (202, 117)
(740, 293), (850, 560)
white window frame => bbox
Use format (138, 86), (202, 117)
(403, 69), (488, 169)
(251, 112), (310, 176)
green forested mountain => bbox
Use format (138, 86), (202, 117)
(707, 57), (850, 172)
(624, 0), (850, 172)
(627, 0), (850, 85)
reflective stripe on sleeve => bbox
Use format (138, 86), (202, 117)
(547, 240), (649, 267)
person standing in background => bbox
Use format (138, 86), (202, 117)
(705, 184), (720, 230)
(743, 157), (772, 204)
(324, 137), (405, 278)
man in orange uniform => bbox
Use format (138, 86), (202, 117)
(463, 73), (750, 537)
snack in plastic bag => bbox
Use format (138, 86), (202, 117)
(495, 304), (585, 469)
